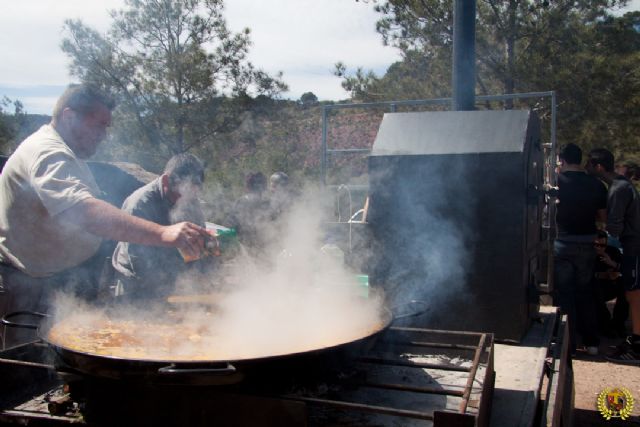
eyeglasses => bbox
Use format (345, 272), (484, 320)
(594, 243), (606, 248)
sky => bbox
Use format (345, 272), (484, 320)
(1, 0), (638, 115)
(0, 0), (402, 114)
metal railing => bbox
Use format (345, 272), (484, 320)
(280, 326), (494, 425)
(320, 91), (557, 186)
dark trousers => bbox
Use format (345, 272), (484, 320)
(594, 278), (629, 335)
(553, 240), (600, 352)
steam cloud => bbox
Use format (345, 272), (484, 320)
(367, 154), (474, 321)
(51, 185), (386, 360)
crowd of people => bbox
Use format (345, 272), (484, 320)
(554, 143), (640, 365)
(0, 84), (294, 347)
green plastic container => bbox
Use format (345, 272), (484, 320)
(355, 274), (369, 298)
(216, 227), (238, 256)
(204, 223), (239, 258)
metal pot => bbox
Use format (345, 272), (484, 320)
(2, 301), (425, 386)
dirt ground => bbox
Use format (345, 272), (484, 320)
(571, 334), (640, 426)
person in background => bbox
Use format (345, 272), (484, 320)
(553, 143), (608, 356)
(615, 160), (640, 192)
(227, 172), (270, 255)
(269, 171), (289, 194)
(587, 148), (640, 365)
(112, 153), (216, 301)
(269, 171), (289, 191)
(592, 230), (627, 338)
(268, 171), (292, 221)
(615, 160), (638, 181)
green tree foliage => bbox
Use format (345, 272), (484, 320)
(207, 99), (317, 189)
(335, 0), (454, 101)
(338, 0), (627, 100)
(546, 12), (640, 155)
(61, 0), (287, 170)
(511, 10), (640, 154)
(0, 97), (25, 155)
(299, 91), (319, 105)
(337, 1), (639, 155)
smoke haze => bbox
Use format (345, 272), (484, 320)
(51, 185), (387, 360)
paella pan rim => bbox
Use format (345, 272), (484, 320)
(44, 305), (394, 366)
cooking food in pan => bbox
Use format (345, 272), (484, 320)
(46, 313), (389, 362)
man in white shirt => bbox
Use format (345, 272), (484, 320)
(0, 85), (209, 340)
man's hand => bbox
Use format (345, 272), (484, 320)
(595, 271), (622, 280)
(160, 222), (209, 259)
(599, 253), (613, 266)
(543, 184), (559, 197)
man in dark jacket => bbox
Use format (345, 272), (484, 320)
(554, 143), (608, 355)
(112, 153), (215, 301)
(587, 148), (640, 365)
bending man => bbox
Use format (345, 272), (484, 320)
(112, 153), (215, 301)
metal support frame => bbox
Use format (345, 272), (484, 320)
(452, 0), (476, 111)
(280, 326), (495, 426)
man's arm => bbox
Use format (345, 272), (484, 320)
(57, 197), (207, 258)
(606, 185), (631, 238)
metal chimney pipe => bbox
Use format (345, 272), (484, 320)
(452, 0), (476, 111)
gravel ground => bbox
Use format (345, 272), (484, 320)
(571, 334), (640, 426)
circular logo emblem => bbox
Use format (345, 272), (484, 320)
(597, 387), (634, 420)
